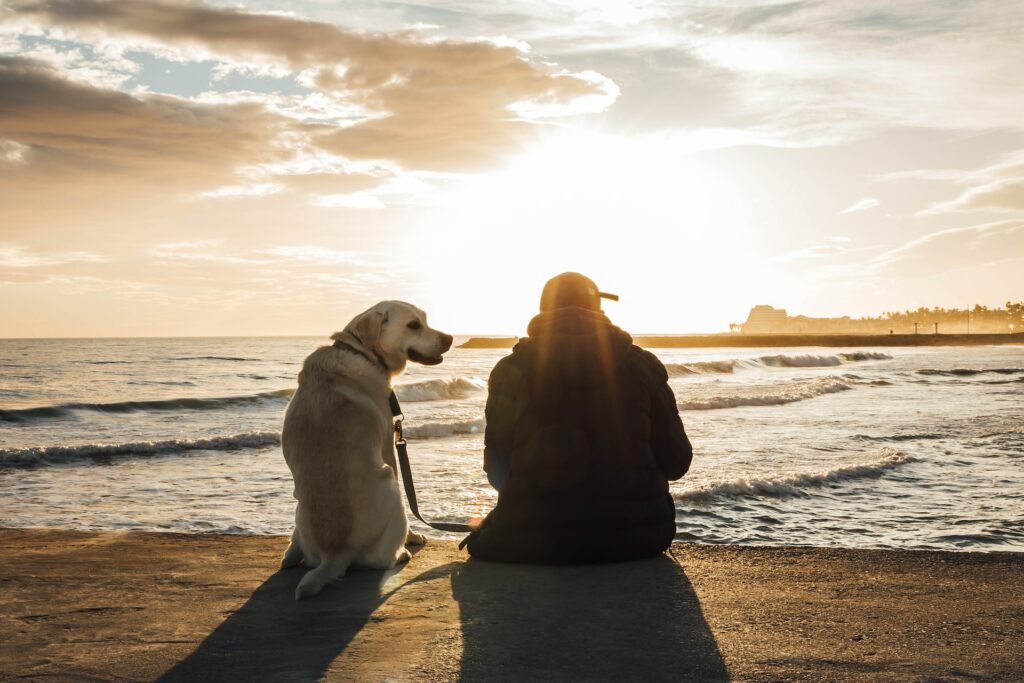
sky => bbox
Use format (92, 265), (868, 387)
(1, 0), (1022, 337)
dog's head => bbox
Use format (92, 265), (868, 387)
(334, 301), (453, 375)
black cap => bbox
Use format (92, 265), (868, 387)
(539, 272), (619, 312)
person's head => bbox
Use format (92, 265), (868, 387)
(539, 272), (618, 313)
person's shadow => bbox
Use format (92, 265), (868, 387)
(449, 547), (728, 682)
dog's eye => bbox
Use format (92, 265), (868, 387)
(407, 321), (422, 330)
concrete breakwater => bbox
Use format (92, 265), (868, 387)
(459, 332), (1024, 349)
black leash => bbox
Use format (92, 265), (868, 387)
(389, 391), (474, 535)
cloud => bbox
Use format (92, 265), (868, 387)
(924, 178), (1024, 215)
(840, 198), (880, 214)
(8, 0), (617, 172)
(197, 182), (286, 200)
(149, 241), (278, 265)
(258, 245), (369, 265)
(635, 1), (1024, 147)
(0, 244), (109, 267)
(0, 56), (287, 186)
(779, 243), (847, 261)
(874, 219), (1024, 275)
(0, 138), (29, 163)
(150, 241), (379, 268)
(909, 150), (1024, 215)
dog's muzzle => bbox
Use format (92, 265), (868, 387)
(408, 334), (453, 365)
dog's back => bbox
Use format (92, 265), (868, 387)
(282, 346), (394, 561)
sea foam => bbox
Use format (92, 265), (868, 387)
(679, 376), (851, 411)
(676, 448), (914, 504)
(404, 417), (486, 439)
(394, 377), (487, 402)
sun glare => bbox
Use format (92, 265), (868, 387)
(409, 131), (759, 333)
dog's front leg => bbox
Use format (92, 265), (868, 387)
(380, 429), (398, 474)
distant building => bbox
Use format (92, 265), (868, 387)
(741, 305), (789, 334)
(730, 303), (1022, 335)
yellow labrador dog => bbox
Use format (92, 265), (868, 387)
(281, 301), (453, 599)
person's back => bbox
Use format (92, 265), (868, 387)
(466, 273), (693, 564)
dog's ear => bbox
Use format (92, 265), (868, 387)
(354, 309), (387, 352)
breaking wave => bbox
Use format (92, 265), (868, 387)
(838, 352), (893, 362)
(0, 389), (294, 423)
(0, 432), (281, 467)
(853, 432), (944, 442)
(395, 377), (487, 402)
(679, 377), (851, 411)
(918, 368), (1023, 377)
(759, 354), (843, 368)
(666, 352), (892, 376)
(404, 417), (486, 439)
(666, 360), (740, 375)
(675, 448), (914, 503)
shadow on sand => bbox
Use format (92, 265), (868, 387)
(155, 549), (444, 682)
(158, 547), (727, 682)
(450, 547), (728, 682)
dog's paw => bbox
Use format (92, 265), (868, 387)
(280, 548), (304, 569)
(405, 531), (427, 547)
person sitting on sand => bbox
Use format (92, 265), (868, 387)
(465, 272), (693, 564)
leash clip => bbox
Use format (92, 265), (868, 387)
(394, 416), (405, 444)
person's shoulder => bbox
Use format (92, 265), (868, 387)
(488, 350), (527, 387)
(627, 345), (669, 383)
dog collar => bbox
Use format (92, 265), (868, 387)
(333, 337), (390, 373)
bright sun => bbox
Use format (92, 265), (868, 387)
(408, 130), (760, 334)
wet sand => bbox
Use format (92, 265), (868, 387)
(1, 528), (1022, 681)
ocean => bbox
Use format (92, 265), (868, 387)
(1, 337), (1021, 551)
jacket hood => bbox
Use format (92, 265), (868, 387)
(514, 307), (634, 385)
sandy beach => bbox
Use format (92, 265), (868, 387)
(1, 529), (1022, 682)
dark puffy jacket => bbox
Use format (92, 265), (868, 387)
(465, 307), (692, 564)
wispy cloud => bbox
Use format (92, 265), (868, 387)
(909, 150), (1024, 215)
(197, 183), (286, 200)
(150, 241), (381, 268)
(0, 245), (109, 268)
(150, 241), (277, 266)
(874, 219), (1024, 274)
(840, 198), (880, 215)
(258, 245), (374, 266)
(778, 245), (847, 261)
(922, 178), (1024, 215)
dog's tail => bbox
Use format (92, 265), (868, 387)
(294, 553), (354, 600)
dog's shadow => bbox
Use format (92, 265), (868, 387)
(155, 550), (446, 682)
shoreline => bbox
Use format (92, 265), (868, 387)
(2, 528), (1022, 681)
(460, 332), (1024, 349)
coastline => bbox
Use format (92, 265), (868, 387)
(459, 332), (1024, 349)
(2, 529), (1022, 681)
